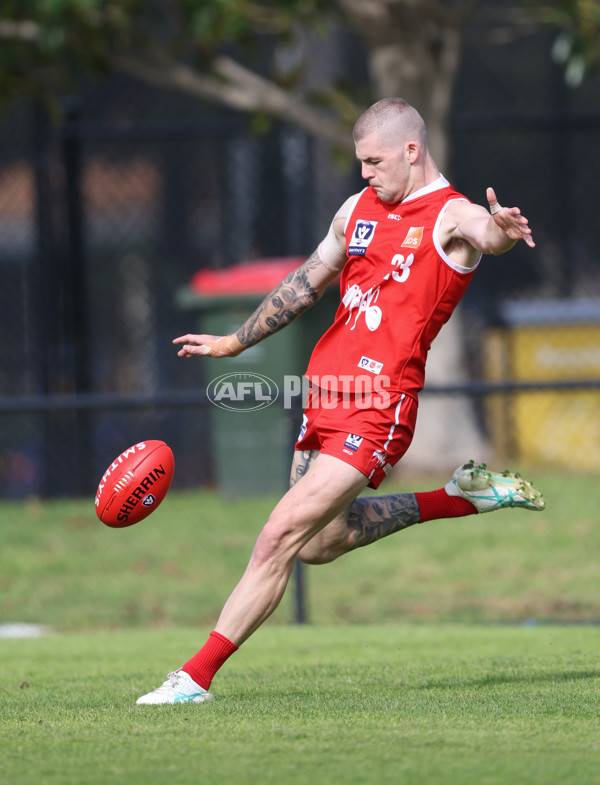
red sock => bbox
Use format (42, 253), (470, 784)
(414, 488), (477, 522)
(182, 631), (239, 690)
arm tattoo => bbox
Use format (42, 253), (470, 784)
(236, 251), (322, 347)
(346, 494), (421, 550)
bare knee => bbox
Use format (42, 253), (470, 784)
(250, 514), (304, 569)
(254, 512), (342, 567)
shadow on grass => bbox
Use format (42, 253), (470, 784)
(419, 668), (600, 690)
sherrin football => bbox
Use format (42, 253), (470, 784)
(95, 440), (174, 528)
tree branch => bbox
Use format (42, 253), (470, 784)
(0, 19), (40, 41)
(213, 56), (352, 148)
(111, 51), (353, 149)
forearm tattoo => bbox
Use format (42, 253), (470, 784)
(236, 251), (321, 347)
(346, 494), (421, 550)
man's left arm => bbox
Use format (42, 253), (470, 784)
(446, 186), (535, 258)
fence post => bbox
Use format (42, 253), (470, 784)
(32, 102), (57, 497)
(62, 101), (94, 495)
(286, 394), (308, 624)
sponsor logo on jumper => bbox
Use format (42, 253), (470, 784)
(344, 434), (363, 452)
(401, 226), (424, 249)
(387, 213), (402, 221)
(342, 283), (382, 331)
(348, 220), (378, 256)
(358, 356), (384, 374)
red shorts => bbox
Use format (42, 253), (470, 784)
(294, 384), (418, 489)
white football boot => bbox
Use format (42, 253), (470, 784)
(136, 670), (214, 705)
(445, 460), (545, 513)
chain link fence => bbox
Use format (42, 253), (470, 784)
(0, 78), (338, 499)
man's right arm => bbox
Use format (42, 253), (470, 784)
(174, 196), (355, 359)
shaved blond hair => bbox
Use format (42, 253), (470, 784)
(353, 98), (428, 148)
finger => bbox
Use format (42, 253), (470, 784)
(179, 342), (225, 358)
(174, 335), (215, 349)
(173, 335), (195, 345)
(515, 220), (535, 247)
(177, 347), (202, 358)
(486, 186), (498, 207)
(487, 188), (502, 214)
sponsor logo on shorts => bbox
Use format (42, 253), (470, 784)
(358, 356), (383, 374)
(348, 220), (378, 256)
(344, 434), (363, 452)
(372, 450), (391, 474)
(297, 414), (308, 442)
(401, 226), (424, 249)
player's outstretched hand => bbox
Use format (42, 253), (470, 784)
(486, 186), (535, 248)
(173, 333), (244, 358)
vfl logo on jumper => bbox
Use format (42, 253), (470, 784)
(344, 434), (363, 452)
(348, 220), (378, 256)
(401, 226), (424, 249)
(358, 356), (384, 374)
(207, 372), (279, 411)
(343, 284), (382, 331)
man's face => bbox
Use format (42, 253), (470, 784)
(354, 132), (410, 204)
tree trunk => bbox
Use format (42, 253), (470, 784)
(342, 0), (490, 472)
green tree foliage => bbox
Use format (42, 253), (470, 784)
(536, 0), (600, 85)
(0, 0), (330, 106)
(1, 1), (598, 149)
(1, 0), (138, 103)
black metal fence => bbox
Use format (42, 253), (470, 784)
(1, 76), (344, 499)
(1, 34), (600, 501)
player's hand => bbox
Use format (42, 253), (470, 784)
(486, 187), (535, 248)
(173, 333), (244, 358)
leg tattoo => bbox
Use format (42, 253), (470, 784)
(346, 494), (421, 550)
(289, 449), (319, 489)
(290, 450), (421, 559)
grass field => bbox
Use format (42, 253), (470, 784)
(1, 466), (600, 784)
(2, 466), (599, 629)
(2, 625), (599, 785)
